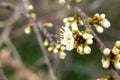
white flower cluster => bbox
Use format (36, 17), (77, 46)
(24, 4), (37, 34)
(60, 17), (93, 55)
(92, 13), (111, 33)
(102, 41), (120, 69)
(75, 31), (93, 55)
(44, 38), (66, 59)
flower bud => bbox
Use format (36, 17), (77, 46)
(86, 39), (93, 45)
(44, 39), (49, 46)
(94, 13), (99, 17)
(56, 44), (61, 48)
(53, 48), (58, 54)
(114, 61), (120, 69)
(96, 26), (104, 33)
(115, 41), (120, 48)
(66, 44), (74, 51)
(30, 13), (37, 19)
(59, 52), (66, 59)
(77, 45), (84, 55)
(103, 48), (111, 56)
(112, 47), (119, 55)
(65, 22), (71, 27)
(69, 17), (74, 21)
(43, 22), (53, 28)
(102, 19), (111, 28)
(24, 27), (31, 34)
(60, 46), (66, 51)
(71, 22), (78, 32)
(48, 47), (53, 52)
(96, 78), (107, 80)
(84, 45), (91, 54)
(59, 0), (65, 5)
(100, 14), (106, 18)
(101, 57), (110, 69)
(63, 18), (68, 23)
(75, 0), (81, 3)
(115, 54), (120, 60)
(83, 33), (93, 39)
(79, 20), (84, 25)
(28, 5), (34, 13)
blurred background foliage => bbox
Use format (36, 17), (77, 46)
(0, 0), (120, 80)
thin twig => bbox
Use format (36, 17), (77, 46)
(5, 38), (22, 63)
(30, 58), (45, 71)
(0, 10), (22, 62)
(0, 69), (8, 80)
(0, 2), (14, 10)
(33, 26), (57, 80)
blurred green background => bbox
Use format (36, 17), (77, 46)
(0, 0), (120, 80)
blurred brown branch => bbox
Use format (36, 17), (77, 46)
(0, 2), (13, 10)
(0, 2), (40, 80)
(20, 0), (57, 80)
(89, 0), (104, 11)
(0, 49), (39, 80)
(0, 69), (8, 80)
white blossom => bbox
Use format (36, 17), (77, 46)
(61, 26), (74, 51)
